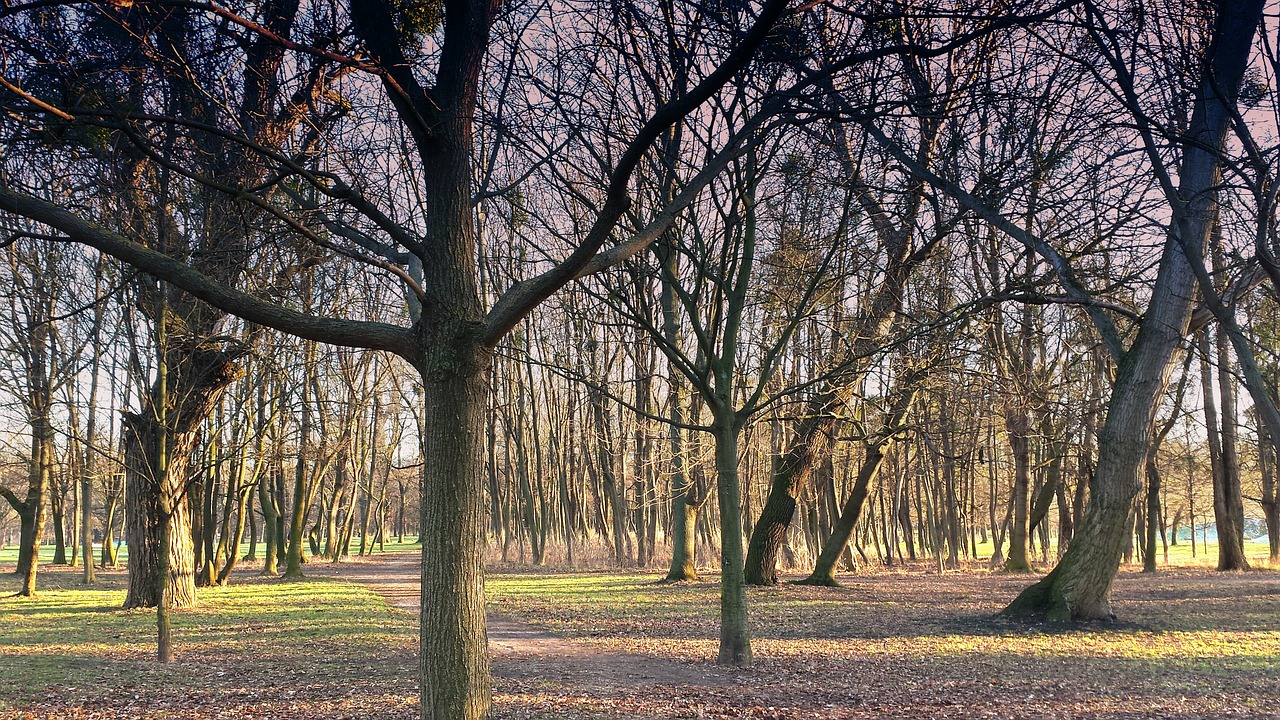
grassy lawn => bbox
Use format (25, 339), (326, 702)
(3, 544), (1279, 719)
(969, 538), (1274, 569)
(0, 564), (418, 719)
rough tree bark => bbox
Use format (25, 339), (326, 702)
(1004, 0), (1263, 620)
(122, 347), (243, 609)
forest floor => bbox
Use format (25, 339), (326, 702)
(2, 552), (1279, 719)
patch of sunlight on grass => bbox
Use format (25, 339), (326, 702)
(0, 572), (416, 711)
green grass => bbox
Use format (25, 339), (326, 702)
(970, 536), (1274, 568)
(486, 567), (1280, 717)
(486, 564), (1280, 662)
(0, 564), (418, 718)
(4, 551), (1279, 719)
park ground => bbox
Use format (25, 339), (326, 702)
(1, 546), (1279, 719)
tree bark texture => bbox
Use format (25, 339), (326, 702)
(123, 346), (242, 609)
(713, 417), (751, 666)
(1004, 0), (1263, 619)
(416, 344), (492, 719)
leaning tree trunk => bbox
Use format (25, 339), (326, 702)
(800, 442), (887, 586)
(800, 384), (918, 586)
(743, 408), (836, 585)
(123, 347), (242, 609)
(743, 264), (911, 586)
(1004, 0), (1262, 619)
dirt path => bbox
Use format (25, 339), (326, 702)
(312, 552), (729, 690)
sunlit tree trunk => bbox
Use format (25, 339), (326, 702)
(1005, 0), (1263, 618)
(123, 347), (241, 609)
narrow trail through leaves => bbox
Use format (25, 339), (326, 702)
(313, 551), (731, 690)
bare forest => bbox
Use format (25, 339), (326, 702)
(1, 1), (1279, 719)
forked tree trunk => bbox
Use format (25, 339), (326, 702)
(800, 443), (887, 586)
(10, 427), (50, 598)
(123, 347), (242, 609)
(666, 489), (702, 582)
(1004, 0), (1262, 619)
(800, 385), (918, 586)
(743, 409), (836, 585)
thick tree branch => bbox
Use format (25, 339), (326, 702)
(0, 484), (24, 512)
(0, 187), (416, 358)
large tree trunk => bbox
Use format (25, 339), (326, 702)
(416, 345), (492, 720)
(1004, 0), (1262, 619)
(123, 347), (241, 609)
